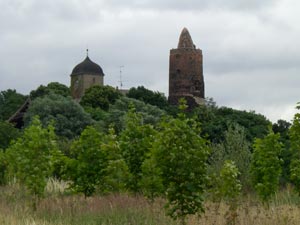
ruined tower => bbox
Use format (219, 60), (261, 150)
(70, 51), (104, 101)
(169, 28), (204, 107)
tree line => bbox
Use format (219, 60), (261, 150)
(0, 82), (297, 224)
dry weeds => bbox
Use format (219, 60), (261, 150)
(1, 180), (300, 225)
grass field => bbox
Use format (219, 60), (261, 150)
(1, 180), (300, 225)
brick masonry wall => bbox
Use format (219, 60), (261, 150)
(169, 48), (204, 106)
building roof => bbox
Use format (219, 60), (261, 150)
(7, 97), (31, 129)
(177, 27), (195, 49)
(71, 56), (104, 76)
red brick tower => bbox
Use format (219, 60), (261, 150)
(169, 28), (204, 107)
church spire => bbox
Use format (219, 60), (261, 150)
(177, 27), (195, 49)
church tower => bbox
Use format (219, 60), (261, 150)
(70, 50), (104, 101)
(169, 28), (204, 107)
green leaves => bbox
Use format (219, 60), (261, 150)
(209, 124), (251, 189)
(218, 160), (241, 201)
(127, 86), (169, 110)
(151, 111), (210, 222)
(250, 129), (283, 202)
(67, 126), (129, 196)
(24, 93), (93, 139)
(5, 116), (60, 197)
(80, 85), (121, 111)
(119, 107), (157, 192)
(289, 103), (300, 195)
(0, 121), (20, 149)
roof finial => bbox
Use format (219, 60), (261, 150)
(86, 48), (89, 57)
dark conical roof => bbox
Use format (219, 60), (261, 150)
(178, 27), (195, 49)
(71, 56), (104, 76)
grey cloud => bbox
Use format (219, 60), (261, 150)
(0, 0), (299, 122)
(103, 0), (277, 11)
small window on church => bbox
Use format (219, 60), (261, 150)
(176, 69), (181, 74)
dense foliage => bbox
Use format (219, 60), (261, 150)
(209, 124), (251, 189)
(0, 121), (20, 149)
(250, 129), (283, 202)
(127, 86), (169, 110)
(119, 107), (157, 192)
(289, 104), (300, 195)
(4, 83), (300, 221)
(80, 85), (121, 111)
(24, 93), (93, 139)
(0, 89), (27, 121)
(30, 82), (70, 99)
(193, 102), (270, 144)
(151, 101), (210, 222)
(6, 117), (60, 198)
(86, 96), (165, 133)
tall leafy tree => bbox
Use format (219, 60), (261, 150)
(80, 85), (121, 111)
(5, 117), (59, 198)
(151, 99), (210, 224)
(273, 119), (291, 184)
(209, 124), (251, 189)
(67, 126), (107, 196)
(24, 93), (93, 139)
(127, 86), (169, 110)
(250, 129), (283, 202)
(193, 103), (270, 144)
(289, 104), (300, 195)
(67, 126), (128, 196)
(0, 89), (27, 121)
(119, 106), (157, 192)
(30, 82), (70, 99)
(100, 128), (130, 193)
(106, 97), (165, 133)
(0, 121), (20, 149)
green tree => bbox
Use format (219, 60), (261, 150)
(24, 93), (93, 139)
(250, 129), (283, 202)
(140, 157), (164, 202)
(80, 85), (121, 111)
(127, 86), (169, 110)
(104, 97), (165, 133)
(67, 126), (107, 196)
(220, 161), (241, 225)
(30, 82), (70, 99)
(151, 99), (210, 223)
(0, 89), (27, 121)
(209, 124), (251, 189)
(289, 104), (300, 195)
(67, 126), (129, 196)
(212, 160), (241, 201)
(5, 117), (59, 198)
(0, 149), (6, 185)
(100, 128), (130, 193)
(119, 107), (157, 192)
(0, 121), (20, 149)
(273, 119), (291, 185)
(193, 103), (270, 144)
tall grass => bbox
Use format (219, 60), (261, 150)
(2, 179), (300, 225)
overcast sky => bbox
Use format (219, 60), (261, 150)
(1, 0), (300, 122)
